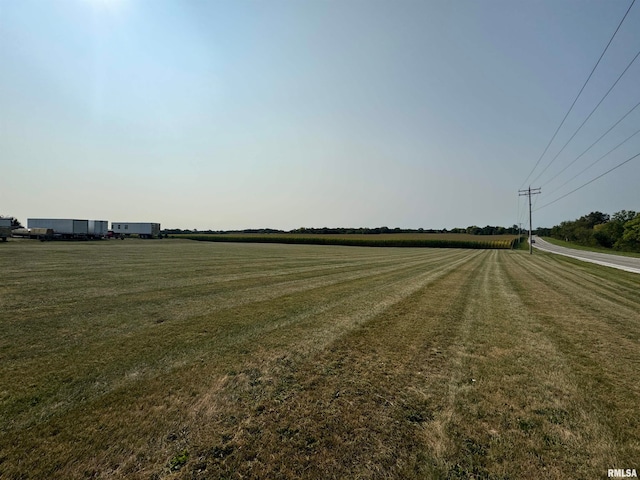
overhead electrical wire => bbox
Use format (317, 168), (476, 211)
(531, 47), (640, 186)
(516, 193), (527, 228)
(546, 126), (640, 198)
(534, 151), (640, 212)
(519, 0), (636, 189)
(542, 99), (640, 188)
(518, 196), (528, 226)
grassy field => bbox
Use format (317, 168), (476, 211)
(175, 232), (520, 249)
(1, 239), (639, 479)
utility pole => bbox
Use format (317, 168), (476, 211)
(519, 187), (541, 254)
(518, 222), (523, 248)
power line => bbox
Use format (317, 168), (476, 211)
(534, 151), (640, 212)
(532, 191), (541, 211)
(517, 194), (528, 226)
(531, 47), (640, 185)
(542, 99), (640, 188)
(546, 125), (640, 197)
(519, 0), (636, 189)
(516, 197), (529, 247)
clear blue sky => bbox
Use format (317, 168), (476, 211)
(2, 0), (639, 230)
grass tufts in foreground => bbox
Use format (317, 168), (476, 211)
(0, 239), (638, 478)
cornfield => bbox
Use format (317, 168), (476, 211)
(174, 233), (521, 249)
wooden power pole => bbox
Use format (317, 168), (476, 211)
(519, 187), (541, 254)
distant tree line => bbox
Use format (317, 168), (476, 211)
(542, 210), (640, 252)
(0, 216), (23, 228)
(449, 225), (522, 236)
(163, 228), (285, 235)
(164, 225), (524, 236)
(291, 226), (524, 235)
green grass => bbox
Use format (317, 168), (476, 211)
(174, 232), (521, 249)
(514, 236), (530, 251)
(1, 239), (638, 479)
(541, 236), (640, 258)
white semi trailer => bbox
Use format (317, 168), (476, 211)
(111, 222), (161, 239)
(28, 219), (89, 239)
(88, 220), (108, 239)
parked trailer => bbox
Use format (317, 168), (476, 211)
(12, 227), (54, 240)
(111, 222), (161, 239)
(0, 218), (11, 242)
(88, 220), (108, 239)
(27, 219), (89, 239)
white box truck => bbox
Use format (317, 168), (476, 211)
(27, 219), (89, 239)
(111, 222), (161, 239)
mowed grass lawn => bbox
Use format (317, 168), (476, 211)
(1, 239), (638, 479)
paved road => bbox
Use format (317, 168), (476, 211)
(531, 236), (640, 274)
